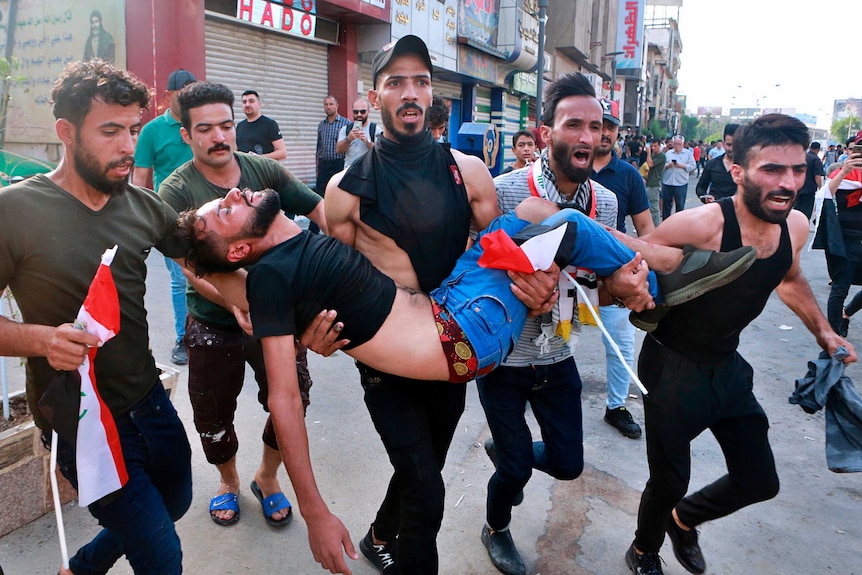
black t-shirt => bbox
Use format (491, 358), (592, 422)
(248, 232), (397, 349)
(236, 115), (283, 155)
(800, 151), (824, 195)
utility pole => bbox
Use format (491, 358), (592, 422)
(534, 0), (547, 128)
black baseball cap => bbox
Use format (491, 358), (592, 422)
(167, 69), (196, 91)
(371, 35), (432, 89)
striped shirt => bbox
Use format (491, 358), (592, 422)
(317, 115), (350, 161)
(493, 160), (618, 367)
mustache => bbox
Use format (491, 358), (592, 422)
(208, 143), (231, 154)
(396, 102), (423, 115)
(106, 156), (134, 170)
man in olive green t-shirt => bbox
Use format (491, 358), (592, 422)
(159, 81), (327, 529)
(644, 138), (666, 227)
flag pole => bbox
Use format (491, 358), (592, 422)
(563, 270), (649, 396)
(50, 430), (70, 570)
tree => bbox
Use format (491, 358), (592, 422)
(680, 114), (699, 140)
(831, 114), (860, 144)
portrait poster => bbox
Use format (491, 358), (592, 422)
(0, 0), (126, 144)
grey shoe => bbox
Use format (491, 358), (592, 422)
(658, 245), (757, 307)
(481, 526), (526, 575)
(604, 407), (642, 439)
(170, 339), (187, 365)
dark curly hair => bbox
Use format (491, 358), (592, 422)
(51, 59), (151, 127)
(177, 81), (234, 132)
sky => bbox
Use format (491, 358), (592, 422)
(670, 1), (858, 129)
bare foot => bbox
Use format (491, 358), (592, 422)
(211, 480), (239, 523)
(253, 472), (290, 522)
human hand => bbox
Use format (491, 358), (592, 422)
(300, 310), (350, 356)
(509, 264), (560, 316)
(602, 252), (655, 312)
(46, 323), (102, 371)
(820, 332), (857, 363)
(306, 511), (358, 574)
(700, 194), (714, 204)
(231, 306), (253, 335)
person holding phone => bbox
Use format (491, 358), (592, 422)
(336, 98), (381, 170)
(660, 135), (697, 219)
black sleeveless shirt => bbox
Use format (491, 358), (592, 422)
(653, 198), (793, 363)
(338, 131), (472, 293)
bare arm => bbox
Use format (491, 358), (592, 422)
(777, 211), (856, 362)
(131, 166), (153, 189)
(324, 173), (358, 247)
(261, 335), (358, 573)
(263, 138), (287, 162)
(452, 150), (502, 230)
(631, 209), (656, 236)
(306, 201), (329, 235)
(828, 157), (862, 195)
(0, 315), (100, 371)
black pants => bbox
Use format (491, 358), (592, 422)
(634, 336), (780, 553)
(358, 362), (466, 575)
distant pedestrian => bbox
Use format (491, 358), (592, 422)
(793, 141), (823, 219)
(696, 123), (739, 204)
(335, 98), (379, 170)
(500, 130), (537, 174)
(313, 95), (349, 233)
(644, 138), (666, 227)
(660, 135), (696, 219)
(236, 90), (287, 161)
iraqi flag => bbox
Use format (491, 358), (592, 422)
(75, 245), (126, 507)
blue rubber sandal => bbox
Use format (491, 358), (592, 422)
(209, 492), (240, 526)
(250, 480), (293, 528)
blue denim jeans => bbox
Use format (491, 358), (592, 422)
(477, 357), (584, 530)
(164, 257), (187, 340)
(661, 183), (689, 219)
(600, 304), (636, 409)
(52, 382), (192, 575)
(430, 209), (659, 373)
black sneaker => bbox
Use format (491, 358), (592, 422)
(838, 316), (850, 338)
(604, 407), (642, 439)
(625, 542), (664, 575)
(657, 245), (757, 307)
(170, 339), (188, 365)
(484, 438), (524, 506)
(359, 528), (400, 574)
(666, 517), (706, 574)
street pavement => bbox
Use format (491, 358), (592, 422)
(2, 175), (861, 574)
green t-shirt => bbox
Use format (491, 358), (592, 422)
(0, 175), (187, 430)
(159, 152), (321, 327)
(133, 109), (193, 191)
(646, 152), (666, 188)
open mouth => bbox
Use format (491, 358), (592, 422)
(765, 193), (793, 209)
(572, 148), (592, 166)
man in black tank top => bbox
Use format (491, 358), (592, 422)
(616, 115), (856, 575)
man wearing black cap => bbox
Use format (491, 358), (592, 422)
(296, 35), (557, 575)
(133, 68), (197, 365)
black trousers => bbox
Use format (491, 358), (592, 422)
(358, 362), (466, 575)
(634, 335), (780, 553)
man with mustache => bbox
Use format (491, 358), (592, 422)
(0, 60), (191, 574)
(158, 81), (327, 530)
(616, 114), (856, 575)
(314, 35), (559, 575)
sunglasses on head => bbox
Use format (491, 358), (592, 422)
(353, 109), (367, 114)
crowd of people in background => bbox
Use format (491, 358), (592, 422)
(2, 31), (861, 575)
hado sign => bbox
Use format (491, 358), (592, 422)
(238, 0), (317, 39)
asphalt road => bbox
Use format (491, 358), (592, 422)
(2, 177), (861, 574)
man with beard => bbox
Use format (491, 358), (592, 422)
(0, 60), (192, 574)
(83, 10), (115, 62)
(696, 124), (739, 203)
(591, 97), (653, 441)
(158, 81), (327, 530)
(477, 73), (621, 575)
(616, 114), (856, 575)
(315, 35), (559, 575)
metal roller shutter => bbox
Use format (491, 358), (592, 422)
(502, 94), (523, 167)
(205, 15), (328, 184)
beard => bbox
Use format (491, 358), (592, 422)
(741, 176), (795, 224)
(241, 189), (282, 238)
(550, 138), (593, 184)
(380, 102), (427, 145)
(73, 138), (132, 197)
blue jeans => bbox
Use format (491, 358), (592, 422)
(430, 209), (659, 373)
(600, 304), (635, 409)
(661, 183), (688, 219)
(52, 382), (192, 575)
(477, 357), (584, 530)
(164, 257), (187, 340)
